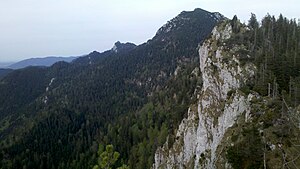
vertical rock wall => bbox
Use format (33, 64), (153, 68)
(153, 21), (256, 169)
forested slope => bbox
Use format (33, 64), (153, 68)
(0, 8), (222, 169)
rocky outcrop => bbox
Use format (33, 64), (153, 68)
(153, 21), (256, 169)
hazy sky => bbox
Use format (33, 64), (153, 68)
(0, 0), (299, 62)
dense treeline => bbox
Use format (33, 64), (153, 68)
(225, 14), (300, 169)
(230, 13), (300, 104)
(105, 62), (200, 168)
(0, 44), (200, 169)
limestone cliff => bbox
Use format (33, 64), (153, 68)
(153, 18), (300, 169)
(153, 20), (257, 169)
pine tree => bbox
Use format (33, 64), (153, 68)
(93, 144), (129, 169)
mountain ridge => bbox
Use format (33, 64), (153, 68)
(8, 56), (78, 69)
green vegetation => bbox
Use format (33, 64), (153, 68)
(226, 124), (264, 169)
(223, 14), (300, 169)
(93, 144), (129, 169)
(228, 13), (300, 103)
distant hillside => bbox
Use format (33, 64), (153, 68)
(0, 62), (15, 68)
(9, 56), (78, 69)
(0, 68), (12, 79)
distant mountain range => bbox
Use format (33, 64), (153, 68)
(2, 41), (135, 70)
(7, 56), (78, 69)
(0, 42), (136, 79)
(0, 62), (14, 68)
(0, 56), (78, 78)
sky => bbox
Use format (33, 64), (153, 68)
(0, 0), (299, 62)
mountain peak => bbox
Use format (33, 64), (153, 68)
(155, 8), (224, 36)
(111, 41), (136, 53)
(89, 51), (100, 55)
